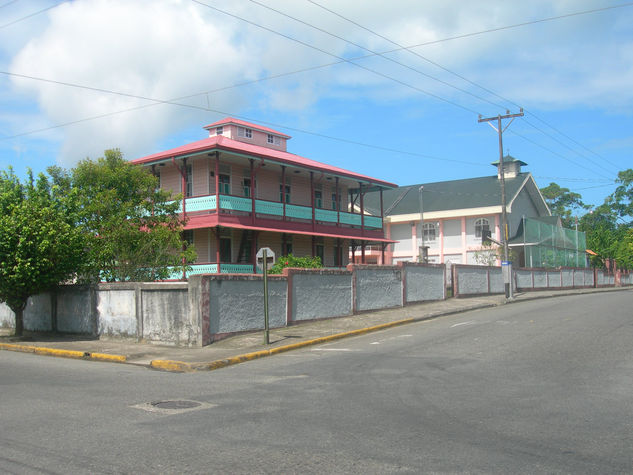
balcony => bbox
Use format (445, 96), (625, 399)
(174, 193), (384, 237)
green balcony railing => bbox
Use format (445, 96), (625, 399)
(175, 193), (382, 230)
(167, 263), (255, 279)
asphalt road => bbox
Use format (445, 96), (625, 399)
(1, 291), (632, 474)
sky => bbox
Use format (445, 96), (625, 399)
(1, 0), (632, 212)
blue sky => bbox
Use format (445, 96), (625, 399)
(1, 0), (632, 211)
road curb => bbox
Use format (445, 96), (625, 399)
(150, 317), (418, 372)
(0, 342), (127, 363)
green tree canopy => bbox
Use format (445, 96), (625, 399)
(61, 149), (195, 282)
(608, 169), (633, 222)
(540, 182), (589, 227)
(0, 169), (85, 336)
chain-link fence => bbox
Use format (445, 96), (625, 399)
(522, 217), (587, 268)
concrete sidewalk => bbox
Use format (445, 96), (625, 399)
(1, 287), (628, 371)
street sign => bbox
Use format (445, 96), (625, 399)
(256, 247), (275, 271)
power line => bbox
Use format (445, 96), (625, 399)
(246, 0), (506, 111)
(525, 111), (623, 170)
(0, 0), (20, 9)
(305, 0), (626, 185)
(522, 118), (619, 175)
(0, 0), (65, 29)
(0, 73), (489, 168)
(4, 3), (623, 142)
(3, 1), (627, 184)
(509, 129), (614, 181)
(189, 0), (482, 115)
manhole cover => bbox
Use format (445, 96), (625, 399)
(151, 400), (201, 410)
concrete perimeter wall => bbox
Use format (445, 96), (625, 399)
(401, 262), (446, 303)
(0, 282), (195, 346)
(190, 264), (447, 344)
(454, 265), (630, 297)
(4, 263), (626, 345)
(453, 265), (508, 297)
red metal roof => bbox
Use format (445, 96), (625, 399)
(203, 117), (291, 138)
(131, 134), (397, 188)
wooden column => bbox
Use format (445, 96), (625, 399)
(216, 227), (221, 274)
(335, 177), (340, 226)
(359, 182), (365, 235)
(281, 165), (286, 221)
(250, 159), (255, 225)
(310, 171), (315, 232)
(215, 152), (220, 215)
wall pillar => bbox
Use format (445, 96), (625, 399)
(461, 216), (467, 264)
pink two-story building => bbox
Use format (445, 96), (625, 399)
(131, 118), (397, 276)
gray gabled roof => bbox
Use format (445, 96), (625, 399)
(364, 173), (533, 216)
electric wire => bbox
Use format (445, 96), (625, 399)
(0, 0), (65, 29)
(509, 129), (613, 180)
(189, 0), (482, 115)
(0, 0), (20, 9)
(247, 0), (507, 111)
(2, 1), (626, 189)
(305, 0), (624, 180)
(0, 73), (487, 168)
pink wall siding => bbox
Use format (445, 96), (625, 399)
(222, 125), (287, 152)
(159, 163), (182, 198)
(193, 228), (209, 263)
(192, 157), (209, 196)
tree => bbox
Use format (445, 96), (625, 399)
(0, 169), (85, 336)
(609, 169), (633, 222)
(64, 149), (195, 282)
(579, 203), (625, 268)
(540, 182), (589, 227)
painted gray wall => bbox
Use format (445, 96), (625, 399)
(403, 264), (445, 303)
(141, 288), (190, 345)
(488, 268), (504, 293)
(56, 287), (95, 335)
(0, 295), (53, 331)
(97, 289), (137, 338)
(0, 301), (15, 329)
(533, 271), (548, 288)
(547, 271), (561, 288)
(509, 187), (541, 236)
(209, 278), (287, 335)
(561, 269), (574, 287)
(455, 266), (490, 295)
(291, 271), (352, 321)
(515, 270), (533, 289)
(355, 267), (403, 311)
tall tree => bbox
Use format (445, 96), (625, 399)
(0, 169), (85, 336)
(608, 169), (633, 222)
(66, 149), (195, 282)
(540, 182), (589, 227)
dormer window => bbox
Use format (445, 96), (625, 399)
(216, 126), (223, 135)
(238, 127), (252, 139)
(267, 134), (280, 145)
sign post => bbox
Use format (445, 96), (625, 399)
(256, 247), (275, 345)
(502, 260), (513, 299)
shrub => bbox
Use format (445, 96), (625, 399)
(269, 254), (322, 274)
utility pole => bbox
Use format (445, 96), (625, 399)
(478, 109), (523, 299)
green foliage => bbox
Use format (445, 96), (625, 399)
(269, 254), (322, 274)
(0, 168), (85, 335)
(580, 203), (629, 268)
(540, 182), (589, 227)
(66, 149), (195, 282)
(472, 243), (519, 267)
(609, 169), (633, 221)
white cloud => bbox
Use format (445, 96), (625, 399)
(6, 0), (633, 166)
